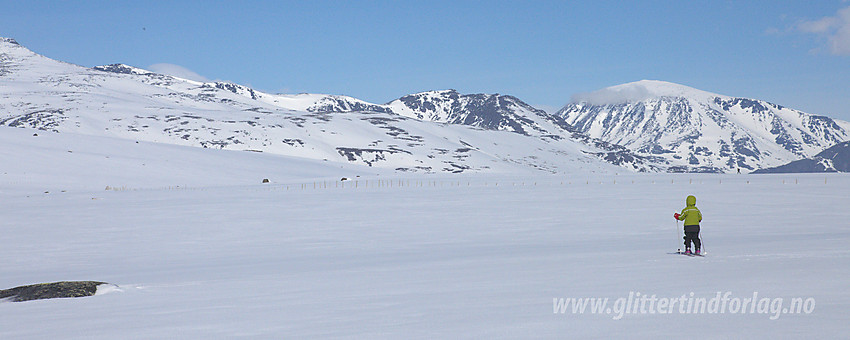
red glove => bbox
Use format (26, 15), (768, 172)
(673, 213), (681, 220)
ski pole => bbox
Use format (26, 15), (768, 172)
(676, 219), (681, 253)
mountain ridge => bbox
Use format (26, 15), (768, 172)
(1, 37), (650, 174)
(4, 37), (847, 174)
(557, 80), (850, 172)
(753, 141), (850, 173)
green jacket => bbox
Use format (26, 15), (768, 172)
(678, 195), (702, 226)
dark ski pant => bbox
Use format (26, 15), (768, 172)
(683, 225), (701, 251)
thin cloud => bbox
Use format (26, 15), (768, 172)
(148, 63), (210, 82)
(796, 6), (850, 56)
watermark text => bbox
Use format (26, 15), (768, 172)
(553, 292), (815, 320)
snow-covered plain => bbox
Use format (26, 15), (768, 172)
(1, 126), (849, 338)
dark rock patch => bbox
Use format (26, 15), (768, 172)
(1, 281), (106, 302)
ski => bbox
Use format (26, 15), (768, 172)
(673, 251), (706, 257)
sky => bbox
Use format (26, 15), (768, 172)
(2, 0), (849, 120)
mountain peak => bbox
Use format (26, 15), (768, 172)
(402, 89), (460, 98)
(93, 64), (154, 76)
(1, 37), (20, 46)
(611, 80), (707, 95)
(571, 80), (719, 106)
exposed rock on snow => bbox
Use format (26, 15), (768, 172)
(1, 281), (106, 302)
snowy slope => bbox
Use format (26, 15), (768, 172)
(753, 141), (850, 173)
(88, 63), (392, 114)
(0, 127), (391, 194)
(1, 129), (848, 338)
(0, 37), (648, 174)
(557, 80), (850, 173)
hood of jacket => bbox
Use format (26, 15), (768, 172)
(686, 195), (696, 207)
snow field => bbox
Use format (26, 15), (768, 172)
(2, 121), (848, 338)
(2, 167), (848, 338)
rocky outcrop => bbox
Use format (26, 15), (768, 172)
(1, 281), (106, 302)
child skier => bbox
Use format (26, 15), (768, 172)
(674, 195), (703, 255)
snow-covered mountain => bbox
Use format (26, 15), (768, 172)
(8, 36), (844, 174)
(0, 37), (649, 174)
(556, 80), (850, 173)
(386, 90), (566, 136)
(753, 141), (850, 173)
(381, 89), (647, 168)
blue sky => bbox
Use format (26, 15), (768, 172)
(2, 1), (849, 119)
